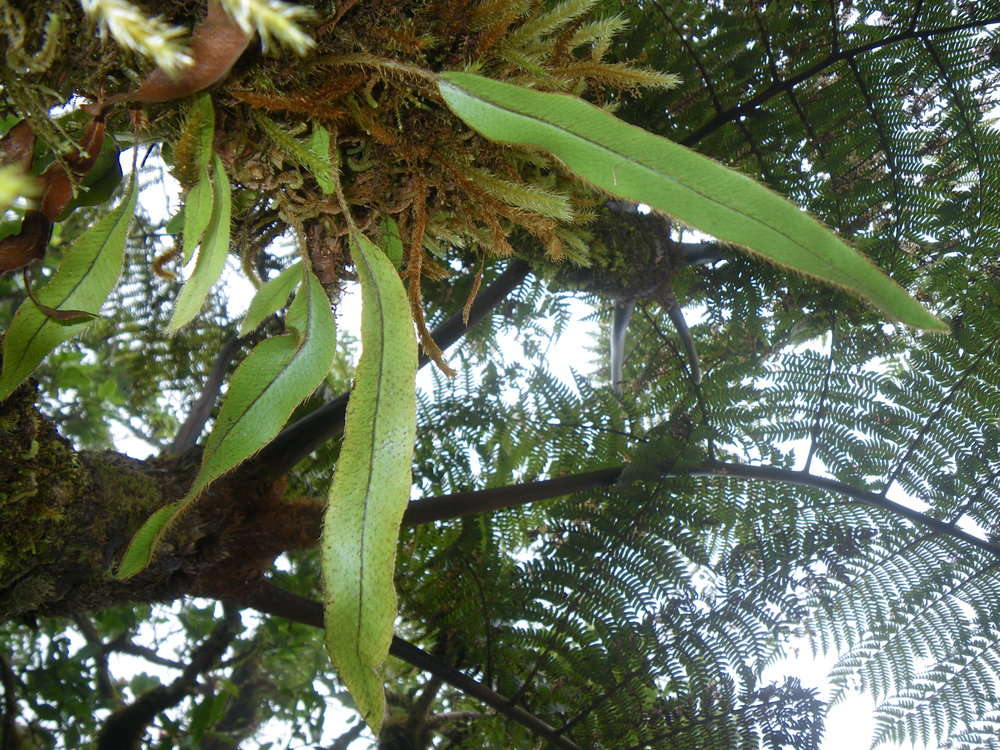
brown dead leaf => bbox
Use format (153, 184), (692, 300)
(0, 121), (35, 168)
(91, 1), (251, 113)
(0, 212), (52, 276)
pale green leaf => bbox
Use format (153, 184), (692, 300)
(253, 112), (334, 194)
(305, 122), (335, 194)
(186, 92), (216, 172)
(438, 72), (948, 333)
(322, 232), (418, 734)
(182, 165), (214, 264)
(0, 174), (138, 401)
(238, 261), (302, 337)
(164, 207), (184, 235)
(115, 267), (336, 579)
(167, 154), (231, 333)
(379, 217), (404, 268)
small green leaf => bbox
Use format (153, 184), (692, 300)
(438, 72), (948, 333)
(379, 217), (404, 268)
(164, 207), (185, 235)
(322, 232), (418, 735)
(305, 122), (335, 194)
(238, 261), (303, 337)
(185, 92), (216, 172)
(57, 136), (123, 217)
(182, 165), (214, 264)
(115, 268), (335, 579)
(0, 173), (138, 401)
(253, 112), (334, 194)
(114, 503), (180, 580)
(167, 154), (231, 333)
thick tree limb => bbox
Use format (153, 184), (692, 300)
(215, 579), (581, 750)
(248, 259), (530, 479)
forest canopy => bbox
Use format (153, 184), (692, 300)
(1, 0), (999, 748)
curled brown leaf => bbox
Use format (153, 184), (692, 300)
(0, 212), (52, 276)
(39, 116), (108, 221)
(0, 121), (35, 168)
(23, 267), (98, 323)
(91, 1), (251, 114)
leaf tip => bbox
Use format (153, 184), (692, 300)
(112, 503), (181, 580)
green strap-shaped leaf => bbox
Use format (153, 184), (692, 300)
(438, 72), (948, 333)
(238, 261), (302, 337)
(167, 153), (231, 332)
(322, 231), (417, 734)
(115, 267), (336, 579)
(182, 164), (214, 264)
(0, 173), (138, 401)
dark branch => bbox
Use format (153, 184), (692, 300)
(403, 460), (1000, 558)
(403, 467), (622, 526)
(107, 637), (186, 670)
(214, 579), (581, 750)
(169, 334), (245, 455)
(330, 722), (366, 750)
(200, 651), (271, 750)
(73, 615), (119, 706)
(248, 259), (530, 479)
(680, 241), (726, 266)
(702, 461), (1000, 558)
(0, 651), (17, 750)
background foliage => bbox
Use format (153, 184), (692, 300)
(2, 0), (1000, 748)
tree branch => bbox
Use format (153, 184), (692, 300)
(0, 651), (17, 750)
(403, 460), (1000, 558)
(212, 579), (581, 750)
(169, 334), (245, 455)
(247, 259), (530, 479)
(701, 461), (1000, 558)
(95, 607), (242, 750)
(73, 615), (119, 706)
(402, 468), (622, 526)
